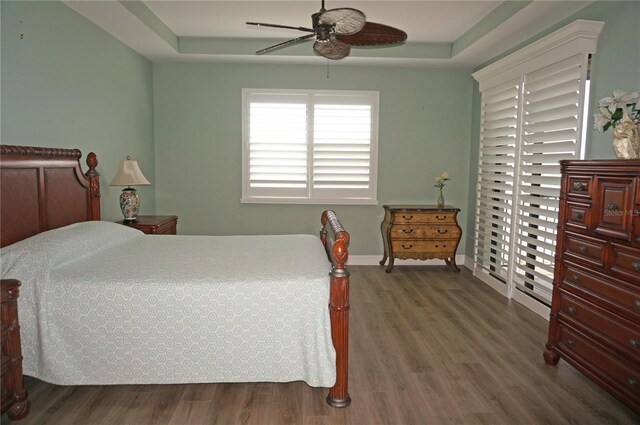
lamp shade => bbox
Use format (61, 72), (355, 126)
(110, 156), (151, 186)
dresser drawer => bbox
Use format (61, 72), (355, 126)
(393, 211), (456, 224)
(565, 201), (591, 231)
(557, 325), (640, 400)
(611, 243), (640, 285)
(593, 177), (635, 241)
(564, 232), (606, 269)
(563, 262), (640, 317)
(559, 291), (640, 361)
(392, 239), (457, 254)
(567, 175), (593, 198)
(390, 225), (460, 240)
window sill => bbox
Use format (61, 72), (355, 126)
(241, 197), (379, 205)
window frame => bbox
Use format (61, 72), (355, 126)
(241, 88), (379, 205)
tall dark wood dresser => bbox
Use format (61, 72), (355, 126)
(1, 279), (30, 420)
(544, 160), (640, 413)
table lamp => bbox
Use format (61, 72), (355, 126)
(110, 155), (151, 223)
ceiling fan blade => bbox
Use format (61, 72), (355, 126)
(313, 38), (351, 60)
(336, 22), (407, 46)
(256, 33), (315, 55)
(318, 8), (366, 35)
(247, 22), (314, 33)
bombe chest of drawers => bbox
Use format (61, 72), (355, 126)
(544, 160), (640, 413)
(379, 205), (462, 273)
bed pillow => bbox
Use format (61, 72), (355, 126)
(1, 221), (142, 279)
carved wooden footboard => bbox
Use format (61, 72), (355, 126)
(320, 210), (351, 407)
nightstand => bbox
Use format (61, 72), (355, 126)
(1, 279), (30, 420)
(117, 215), (178, 235)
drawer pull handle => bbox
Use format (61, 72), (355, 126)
(606, 203), (619, 211)
(570, 274), (580, 283)
(567, 306), (577, 314)
(566, 339), (575, 346)
(635, 300), (640, 309)
(630, 339), (639, 348)
(402, 229), (414, 234)
(632, 262), (640, 271)
(578, 245), (588, 254)
(402, 215), (414, 220)
(437, 229), (448, 234)
(401, 244), (413, 249)
(436, 215), (446, 220)
(629, 378), (638, 387)
(572, 182), (585, 191)
(571, 211), (583, 220)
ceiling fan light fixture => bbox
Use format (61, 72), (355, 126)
(247, 0), (406, 60)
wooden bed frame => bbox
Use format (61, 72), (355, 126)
(0, 145), (351, 408)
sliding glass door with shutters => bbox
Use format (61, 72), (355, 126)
(473, 51), (591, 317)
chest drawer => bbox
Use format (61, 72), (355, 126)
(593, 177), (635, 241)
(391, 239), (458, 254)
(393, 211), (456, 224)
(559, 291), (640, 361)
(564, 232), (606, 269)
(557, 325), (640, 400)
(565, 201), (591, 231)
(390, 225), (460, 240)
(562, 262), (640, 318)
(567, 175), (593, 199)
(611, 243), (640, 285)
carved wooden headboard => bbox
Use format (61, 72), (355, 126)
(0, 145), (101, 247)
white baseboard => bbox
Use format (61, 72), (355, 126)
(349, 254), (468, 267)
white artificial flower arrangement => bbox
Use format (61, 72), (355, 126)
(433, 172), (450, 190)
(593, 89), (640, 132)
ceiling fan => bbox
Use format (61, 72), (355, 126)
(246, 0), (407, 60)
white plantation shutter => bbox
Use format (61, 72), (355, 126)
(247, 96), (308, 198)
(313, 96), (374, 200)
(474, 79), (519, 283)
(242, 89), (378, 203)
(513, 54), (589, 304)
(472, 20), (601, 316)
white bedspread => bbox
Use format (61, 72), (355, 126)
(1, 222), (336, 387)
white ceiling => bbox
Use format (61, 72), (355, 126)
(64, 0), (595, 68)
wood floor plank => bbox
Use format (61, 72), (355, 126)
(3, 265), (639, 425)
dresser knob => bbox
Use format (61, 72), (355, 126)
(570, 274), (580, 282)
(630, 339), (639, 348)
(573, 182), (585, 191)
(566, 339), (575, 346)
(436, 215), (446, 220)
(578, 245), (588, 254)
(401, 244), (413, 249)
(632, 262), (640, 271)
(402, 229), (414, 234)
(629, 378), (638, 387)
(437, 229), (448, 234)
(571, 211), (583, 220)
(606, 203), (619, 212)
(402, 215), (413, 220)
(567, 306), (577, 314)
(635, 300), (640, 309)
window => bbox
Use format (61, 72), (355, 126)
(242, 89), (379, 204)
(472, 20), (603, 317)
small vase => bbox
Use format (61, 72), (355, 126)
(612, 111), (640, 159)
(437, 190), (445, 208)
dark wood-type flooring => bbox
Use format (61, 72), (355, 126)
(3, 266), (639, 425)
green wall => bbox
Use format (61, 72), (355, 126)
(1, 1), (156, 221)
(465, 1), (640, 256)
(153, 63), (473, 255)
